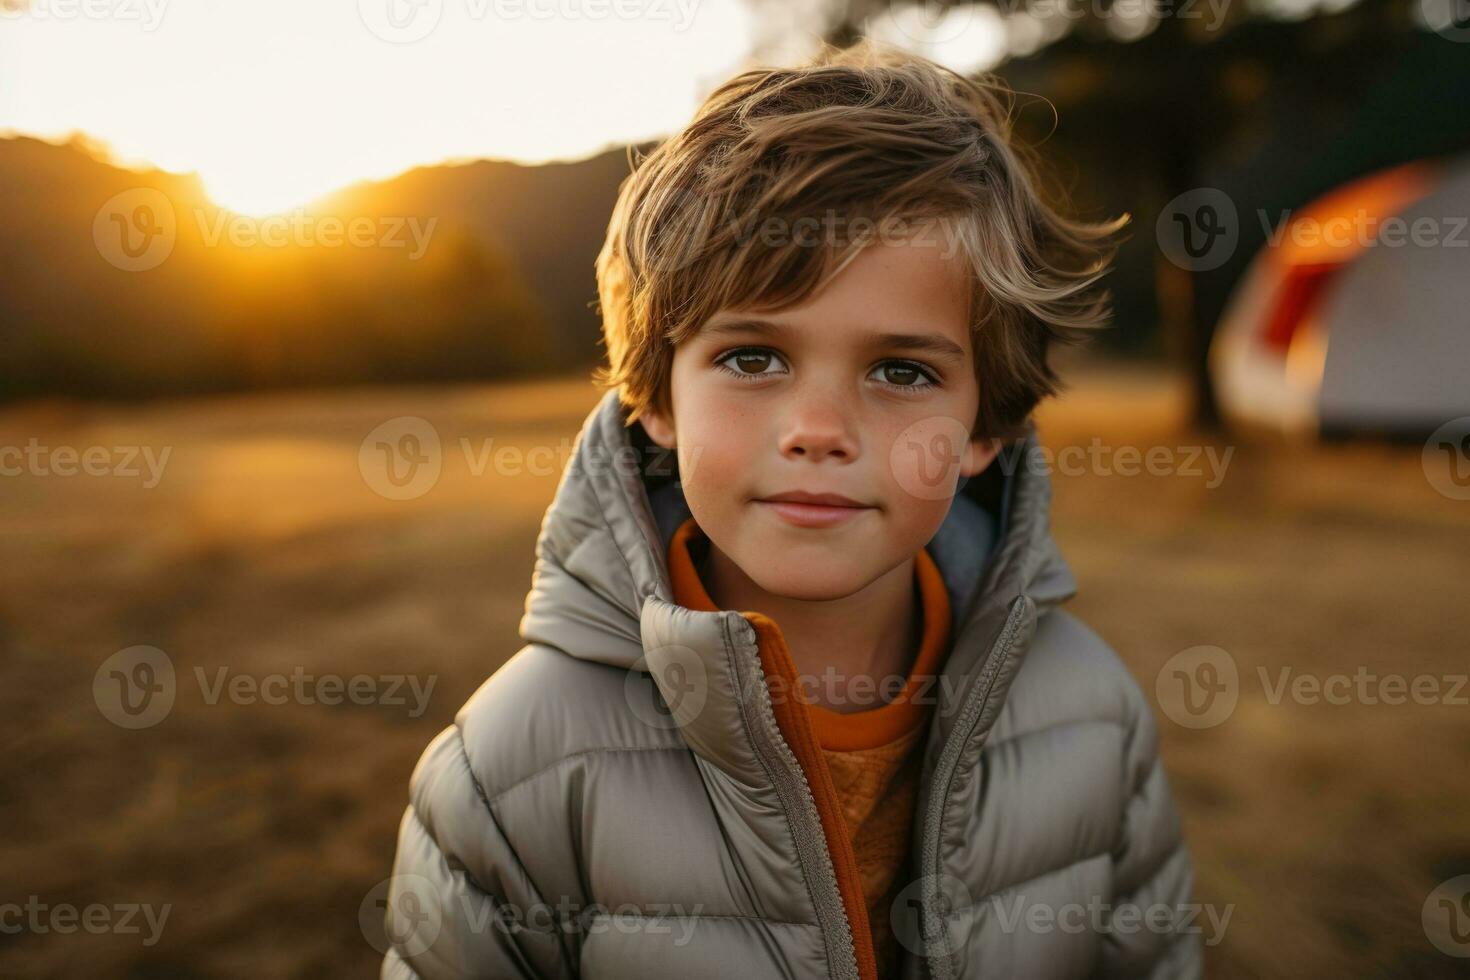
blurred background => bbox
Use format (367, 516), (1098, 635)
(2, 0), (1468, 975)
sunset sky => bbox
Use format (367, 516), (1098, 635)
(0, 0), (767, 213)
(0, 0), (1360, 215)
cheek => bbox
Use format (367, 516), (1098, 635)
(881, 412), (974, 506)
(673, 402), (759, 506)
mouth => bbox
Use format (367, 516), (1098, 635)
(752, 490), (876, 529)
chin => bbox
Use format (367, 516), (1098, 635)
(741, 560), (876, 603)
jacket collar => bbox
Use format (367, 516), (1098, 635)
(666, 514), (957, 751)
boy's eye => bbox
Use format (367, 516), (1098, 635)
(872, 361), (928, 387)
(713, 348), (937, 391)
(714, 347), (787, 378)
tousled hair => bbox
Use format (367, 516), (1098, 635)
(592, 38), (1130, 440)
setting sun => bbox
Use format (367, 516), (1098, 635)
(197, 168), (347, 218)
(0, 0), (758, 213)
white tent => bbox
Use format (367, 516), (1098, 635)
(1211, 155), (1470, 438)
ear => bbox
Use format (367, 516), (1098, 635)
(958, 434), (1001, 479)
(638, 407), (676, 450)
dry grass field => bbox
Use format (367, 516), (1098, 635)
(1, 366), (1466, 978)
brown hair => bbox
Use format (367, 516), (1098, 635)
(592, 38), (1129, 440)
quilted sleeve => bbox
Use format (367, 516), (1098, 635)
(1097, 683), (1205, 980)
(380, 725), (573, 979)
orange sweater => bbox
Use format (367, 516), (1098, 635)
(667, 518), (952, 978)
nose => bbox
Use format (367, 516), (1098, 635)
(777, 390), (859, 463)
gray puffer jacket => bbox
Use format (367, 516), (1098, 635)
(382, 389), (1202, 980)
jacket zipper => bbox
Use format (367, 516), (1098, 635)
(724, 610), (873, 980)
(915, 595), (1032, 980)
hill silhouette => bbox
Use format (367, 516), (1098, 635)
(0, 136), (637, 401)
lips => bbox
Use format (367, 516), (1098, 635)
(758, 490), (868, 507)
(753, 490), (874, 529)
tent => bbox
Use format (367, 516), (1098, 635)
(1210, 154), (1470, 438)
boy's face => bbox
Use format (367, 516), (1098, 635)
(639, 239), (1000, 601)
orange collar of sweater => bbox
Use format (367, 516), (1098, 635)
(667, 517), (952, 751)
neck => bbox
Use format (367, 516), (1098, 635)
(701, 540), (922, 714)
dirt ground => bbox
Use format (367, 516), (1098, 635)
(1, 366), (1465, 978)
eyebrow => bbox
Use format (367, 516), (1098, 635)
(702, 318), (967, 364)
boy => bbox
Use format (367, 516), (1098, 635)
(382, 41), (1201, 980)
